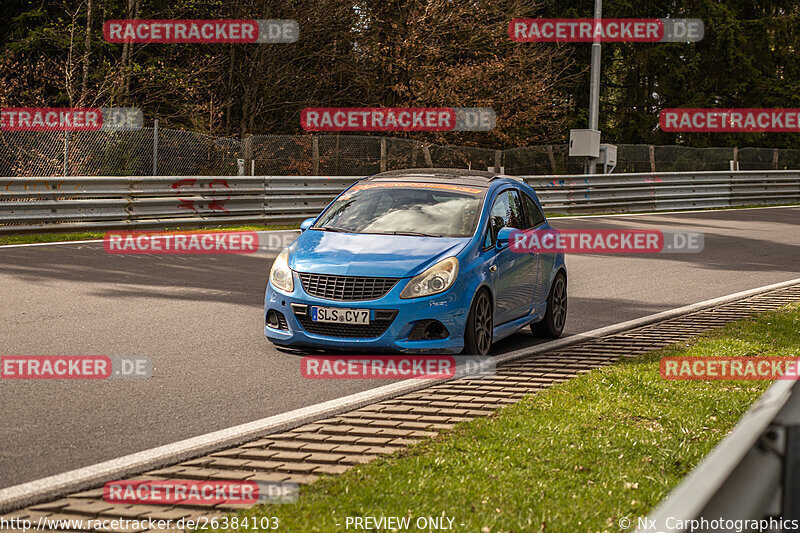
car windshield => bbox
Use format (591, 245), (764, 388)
(312, 182), (485, 237)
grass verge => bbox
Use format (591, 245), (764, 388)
(0, 224), (298, 246)
(220, 304), (800, 533)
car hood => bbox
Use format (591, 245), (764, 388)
(288, 231), (470, 278)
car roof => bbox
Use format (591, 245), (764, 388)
(366, 168), (522, 188)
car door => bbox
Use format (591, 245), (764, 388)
(485, 189), (538, 325)
(520, 191), (552, 310)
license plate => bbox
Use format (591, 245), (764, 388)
(311, 306), (370, 324)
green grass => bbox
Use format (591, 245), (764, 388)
(215, 304), (800, 533)
(0, 224), (299, 246)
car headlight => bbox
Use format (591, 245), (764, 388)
(400, 257), (459, 299)
(269, 248), (294, 293)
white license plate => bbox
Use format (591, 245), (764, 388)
(311, 306), (370, 324)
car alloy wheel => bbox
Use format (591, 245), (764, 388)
(465, 289), (493, 355)
(532, 271), (567, 338)
(551, 275), (567, 332)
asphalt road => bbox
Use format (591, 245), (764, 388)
(1, 206), (799, 488)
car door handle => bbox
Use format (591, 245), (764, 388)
(489, 265), (497, 272)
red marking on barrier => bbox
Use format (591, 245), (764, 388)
(208, 178), (231, 212)
(172, 179), (200, 212)
(177, 199), (197, 213)
(171, 178), (197, 189)
(208, 200), (229, 212)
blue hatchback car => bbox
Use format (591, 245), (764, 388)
(264, 169), (567, 355)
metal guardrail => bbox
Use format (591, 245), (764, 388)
(1, 171), (799, 234)
(638, 377), (800, 532)
(0, 176), (358, 233)
(525, 170), (800, 213)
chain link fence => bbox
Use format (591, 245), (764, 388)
(2, 128), (800, 177)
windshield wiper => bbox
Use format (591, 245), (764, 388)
(368, 230), (440, 237)
(312, 226), (352, 233)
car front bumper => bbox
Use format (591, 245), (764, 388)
(264, 273), (472, 354)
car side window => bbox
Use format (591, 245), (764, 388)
(484, 190), (523, 248)
(522, 192), (546, 228)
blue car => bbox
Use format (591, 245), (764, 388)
(264, 169), (567, 355)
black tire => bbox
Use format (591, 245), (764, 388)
(531, 271), (567, 338)
(464, 289), (493, 355)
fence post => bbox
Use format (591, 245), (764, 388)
(152, 119), (159, 176)
(547, 145), (557, 174)
(494, 150), (502, 173)
(380, 138), (387, 172)
(242, 133), (253, 175)
(63, 130), (70, 176)
(312, 135), (319, 175)
(649, 145), (656, 173)
(773, 149), (780, 170)
(422, 144), (433, 167)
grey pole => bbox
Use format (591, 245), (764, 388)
(587, 0), (602, 174)
(63, 130), (70, 177)
(152, 119), (159, 176)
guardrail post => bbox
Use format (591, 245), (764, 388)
(312, 135), (319, 176)
(776, 387), (800, 522)
(380, 138), (387, 172)
(268, 171), (270, 224)
(783, 426), (800, 521)
(63, 130), (70, 177)
(727, 172), (733, 208)
(152, 119), (159, 176)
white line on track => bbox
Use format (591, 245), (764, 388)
(0, 229), (300, 249)
(0, 205), (797, 249)
(552, 203), (800, 220)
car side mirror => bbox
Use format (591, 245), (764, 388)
(300, 218), (316, 232)
(496, 227), (513, 249)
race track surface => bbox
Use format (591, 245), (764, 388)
(0, 206), (798, 488)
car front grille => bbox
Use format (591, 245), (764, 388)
(298, 273), (400, 301)
(294, 309), (398, 338)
